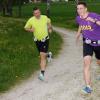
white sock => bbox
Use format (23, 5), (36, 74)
(87, 85), (91, 88)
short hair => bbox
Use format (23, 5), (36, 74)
(77, 2), (87, 7)
(33, 7), (40, 12)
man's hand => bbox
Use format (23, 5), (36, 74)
(86, 17), (96, 23)
(86, 17), (100, 25)
(96, 21), (100, 25)
(28, 28), (34, 33)
(48, 28), (52, 33)
(25, 27), (34, 33)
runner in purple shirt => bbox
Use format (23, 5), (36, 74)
(76, 2), (100, 94)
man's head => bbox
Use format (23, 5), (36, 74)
(77, 2), (88, 16)
(33, 7), (41, 18)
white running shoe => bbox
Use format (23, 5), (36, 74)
(47, 52), (53, 62)
(38, 73), (44, 81)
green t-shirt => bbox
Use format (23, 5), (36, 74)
(24, 15), (51, 40)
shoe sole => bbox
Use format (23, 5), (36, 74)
(81, 89), (92, 95)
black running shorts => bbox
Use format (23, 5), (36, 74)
(35, 39), (49, 53)
(83, 43), (100, 60)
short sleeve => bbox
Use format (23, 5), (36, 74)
(24, 18), (32, 29)
(92, 13), (100, 21)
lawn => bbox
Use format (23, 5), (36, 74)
(0, 16), (63, 92)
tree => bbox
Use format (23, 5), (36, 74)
(17, 0), (22, 17)
(46, 0), (50, 17)
(1, 0), (13, 16)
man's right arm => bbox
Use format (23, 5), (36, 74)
(24, 18), (34, 33)
(24, 28), (34, 33)
(76, 26), (82, 43)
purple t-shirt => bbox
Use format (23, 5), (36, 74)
(76, 12), (100, 46)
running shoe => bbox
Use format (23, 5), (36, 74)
(38, 73), (44, 81)
(82, 86), (92, 94)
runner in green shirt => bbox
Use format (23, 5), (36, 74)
(24, 7), (52, 81)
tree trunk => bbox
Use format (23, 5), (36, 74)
(18, 0), (22, 17)
(7, 0), (13, 16)
(2, 0), (13, 16)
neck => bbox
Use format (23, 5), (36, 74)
(35, 15), (41, 19)
(80, 12), (89, 19)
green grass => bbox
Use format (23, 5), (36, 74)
(12, 2), (100, 29)
(0, 16), (63, 92)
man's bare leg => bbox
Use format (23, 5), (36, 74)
(38, 52), (47, 81)
(82, 56), (93, 93)
(83, 56), (92, 86)
(40, 52), (47, 72)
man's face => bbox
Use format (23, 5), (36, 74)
(33, 9), (41, 18)
(77, 5), (87, 16)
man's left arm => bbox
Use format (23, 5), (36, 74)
(47, 17), (52, 33)
(86, 13), (100, 26)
